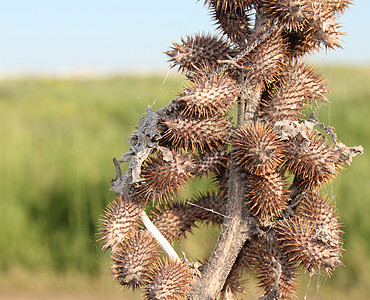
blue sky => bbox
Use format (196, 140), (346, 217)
(0, 0), (369, 75)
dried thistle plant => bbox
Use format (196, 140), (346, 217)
(99, 1), (363, 299)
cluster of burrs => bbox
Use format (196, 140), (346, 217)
(99, 1), (362, 299)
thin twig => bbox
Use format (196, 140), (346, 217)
(188, 202), (230, 219)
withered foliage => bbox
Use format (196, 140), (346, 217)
(99, 1), (362, 299)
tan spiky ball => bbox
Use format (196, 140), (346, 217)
(259, 0), (313, 31)
(240, 27), (287, 86)
(99, 195), (142, 252)
(297, 192), (343, 248)
(153, 192), (225, 242)
(160, 114), (231, 152)
(133, 151), (194, 203)
(276, 217), (343, 276)
(193, 147), (229, 177)
(251, 236), (297, 299)
(174, 73), (239, 118)
(111, 231), (159, 290)
(165, 33), (232, 78)
(232, 122), (284, 175)
(284, 130), (343, 189)
(144, 259), (193, 300)
(245, 171), (288, 219)
(260, 60), (328, 121)
(209, 0), (252, 45)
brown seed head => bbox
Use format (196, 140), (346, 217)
(153, 192), (226, 242)
(165, 33), (232, 78)
(160, 114), (232, 152)
(99, 195), (142, 252)
(193, 147), (230, 177)
(260, 60), (328, 121)
(144, 259), (193, 300)
(245, 171), (288, 219)
(284, 130), (343, 189)
(297, 192), (343, 248)
(209, 1), (252, 45)
(232, 122), (285, 175)
(259, 0), (313, 31)
(111, 231), (159, 290)
(251, 236), (297, 299)
(276, 217), (343, 276)
(174, 73), (239, 118)
(240, 28), (287, 86)
(133, 151), (194, 203)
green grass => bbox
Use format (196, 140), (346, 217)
(0, 67), (369, 298)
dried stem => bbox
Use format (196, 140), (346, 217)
(190, 85), (260, 300)
(140, 211), (180, 261)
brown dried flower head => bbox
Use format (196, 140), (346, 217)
(153, 192), (225, 242)
(297, 192), (343, 248)
(240, 27), (287, 86)
(193, 147), (229, 177)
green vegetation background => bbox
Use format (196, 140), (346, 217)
(0, 67), (369, 299)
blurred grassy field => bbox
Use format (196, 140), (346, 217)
(0, 67), (369, 299)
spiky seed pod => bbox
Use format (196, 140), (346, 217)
(246, 171), (288, 219)
(260, 1), (345, 49)
(144, 259), (193, 300)
(153, 192), (226, 242)
(251, 236), (297, 299)
(260, 60), (328, 121)
(209, 1), (252, 45)
(111, 231), (159, 290)
(165, 33), (233, 78)
(204, 0), (255, 12)
(297, 192), (343, 249)
(160, 114), (232, 152)
(193, 147), (230, 177)
(99, 195), (142, 252)
(281, 60), (329, 105)
(276, 217), (343, 276)
(326, 0), (353, 14)
(309, 14), (343, 49)
(283, 29), (321, 57)
(284, 131), (343, 190)
(232, 122), (285, 175)
(174, 73), (239, 118)
(133, 151), (194, 203)
(240, 28), (287, 86)
(259, 0), (313, 31)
